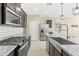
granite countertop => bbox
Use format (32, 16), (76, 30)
(0, 45), (17, 56)
(46, 34), (79, 56)
(0, 33), (24, 41)
(61, 45), (79, 56)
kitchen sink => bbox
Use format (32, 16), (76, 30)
(51, 37), (77, 45)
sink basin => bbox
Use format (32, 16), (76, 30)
(51, 37), (77, 45)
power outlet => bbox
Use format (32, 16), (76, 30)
(71, 24), (78, 28)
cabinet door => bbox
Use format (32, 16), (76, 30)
(62, 50), (69, 56)
(54, 47), (61, 56)
(28, 36), (31, 48)
(7, 49), (15, 56)
(49, 42), (54, 56)
(14, 3), (21, 8)
(46, 36), (49, 54)
(7, 3), (21, 12)
(7, 3), (15, 11)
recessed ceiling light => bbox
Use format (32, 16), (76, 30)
(34, 8), (39, 11)
(44, 12), (48, 14)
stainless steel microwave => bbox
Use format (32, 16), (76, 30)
(6, 7), (22, 26)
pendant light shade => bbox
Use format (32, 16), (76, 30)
(60, 3), (64, 20)
(72, 3), (79, 15)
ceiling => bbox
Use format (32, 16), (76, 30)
(21, 3), (76, 17)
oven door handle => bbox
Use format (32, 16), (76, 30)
(18, 41), (28, 56)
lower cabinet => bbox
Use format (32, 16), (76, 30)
(49, 42), (54, 56)
(54, 48), (61, 56)
(46, 36), (49, 54)
(61, 49), (70, 56)
(7, 49), (15, 56)
(49, 42), (61, 56)
(28, 36), (31, 49)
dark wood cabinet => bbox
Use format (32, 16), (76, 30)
(61, 49), (69, 56)
(6, 3), (27, 27)
(46, 37), (70, 56)
(54, 47), (61, 56)
(49, 42), (54, 56)
(7, 49), (15, 56)
(7, 3), (21, 12)
(7, 3), (15, 11)
(49, 42), (61, 56)
(46, 36), (49, 54)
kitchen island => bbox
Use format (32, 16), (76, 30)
(46, 34), (79, 56)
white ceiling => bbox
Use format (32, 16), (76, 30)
(21, 3), (76, 17)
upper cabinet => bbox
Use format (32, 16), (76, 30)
(0, 3), (27, 26)
(7, 3), (21, 12)
(6, 3), (27, 27)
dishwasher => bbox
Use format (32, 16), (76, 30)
(18, 41), (29, 56)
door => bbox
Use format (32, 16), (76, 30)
(30, 20), (40, 41)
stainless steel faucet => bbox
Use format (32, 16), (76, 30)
(59, 24), (69, 40)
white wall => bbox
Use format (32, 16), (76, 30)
(59, 16), (79, 44)
(60, 16), (79, 37)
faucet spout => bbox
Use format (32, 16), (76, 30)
(59, 24), (68, 40)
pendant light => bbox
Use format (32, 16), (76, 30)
(72, 3), (79, 15)
(60, 3), (64, 20)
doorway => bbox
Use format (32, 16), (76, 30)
(30, 20), (40, 41)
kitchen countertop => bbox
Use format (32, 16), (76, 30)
(61, 45), (79, 56)
(46, 34), (79, 56)
(0, 33), (24, 41)
(0, 25), (29, 56)
(0, 45), (17, 56)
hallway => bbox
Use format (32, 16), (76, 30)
(27, 40), (48, 56)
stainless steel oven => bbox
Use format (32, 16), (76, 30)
(5, 7), (22, 26)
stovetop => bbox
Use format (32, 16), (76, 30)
(0, 37), (27, 46)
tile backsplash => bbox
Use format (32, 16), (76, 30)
(0, 25), (23, 40)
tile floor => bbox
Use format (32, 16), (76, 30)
(27, 40), (49, 56)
